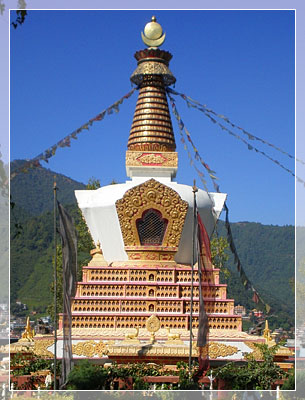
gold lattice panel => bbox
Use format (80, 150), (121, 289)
(115, 178), (188, 247)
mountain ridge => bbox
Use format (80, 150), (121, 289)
(11, 159), (86, 216)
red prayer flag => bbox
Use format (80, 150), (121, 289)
(196, 212), (211, 376)
(197, 213), (212, 269)
(252, 290), (260, 304)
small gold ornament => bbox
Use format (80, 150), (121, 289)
(146, 315), (160, 343)
(146, 315), (160, 333)
(20, 317), (35, 342)
(141, 16), (166, 48)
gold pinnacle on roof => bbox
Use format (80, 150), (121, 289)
(20, 316), (35, 342)
(127, 16), (176, 153)
(141, 16), (166, 48)
(89, 240), (107, 266)
(263, 319), (271, 343)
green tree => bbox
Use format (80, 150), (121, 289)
(210, 235), (230, 276)
(47, 245), (63, 322)
(85, 177), (101, 190)
(66, 360), (108, 390)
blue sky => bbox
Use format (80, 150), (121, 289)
(9, 9), (296, 225)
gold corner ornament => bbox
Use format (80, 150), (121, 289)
(33, 339), (54, 357)
(244, 341), (263, 360)
(141, 16), (166, 48)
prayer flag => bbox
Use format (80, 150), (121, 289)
(196, 210), (210, 375)
(58, 203), (78, 388)
(252, 290), (260, 304)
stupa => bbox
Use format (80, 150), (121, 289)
(31, 17), (292, 367)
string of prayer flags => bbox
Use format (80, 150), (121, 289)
(10, 87), (137, 180)
(217, 121), (298, 180)
(167, 92), (213, 197)
(167, 88), (271, 314)
(167, 91), (219, 197)
(167, 87), (303, 165)
(168, 87), (305, 188)
(223, 203), (271, 313)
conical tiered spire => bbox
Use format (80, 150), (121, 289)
(128, 73), (176, 152)
(126, 17), (178, 179)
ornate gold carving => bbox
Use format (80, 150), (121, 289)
(33, 340), (54, 357)
(146, 315), (161, 333)
(126, 151), (178, 168)
(131, 61), (173, 78)
(72, 340), (109, 357)
(106, 341), (237, 358)
(126, 250), (176, 261)
(146, 315), (161, 343)
(128, 143), (174, 152)
(195, 342), (239, 359)
(115, 179), (188, 247)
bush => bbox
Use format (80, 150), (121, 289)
(66, 360), (108, 390)
(11, 353), (60, 377)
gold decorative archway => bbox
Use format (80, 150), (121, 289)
(115, 179), (188, 250)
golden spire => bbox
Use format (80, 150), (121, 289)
(127, 17), (176, 154)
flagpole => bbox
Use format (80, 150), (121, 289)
(53, 180), (57, 391)
(189, 180), (198, 374)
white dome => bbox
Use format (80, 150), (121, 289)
(75, 176), (226, 265)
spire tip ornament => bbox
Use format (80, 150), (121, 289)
(141, 16), (166, 48)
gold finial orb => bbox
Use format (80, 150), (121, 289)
(141, 16), (166, 48)
(144, 16), (162, 40)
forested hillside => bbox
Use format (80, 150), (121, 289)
(11, 160), (86, 215)
(216, 221), (295, 330)
(10, 204), (89, 313)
